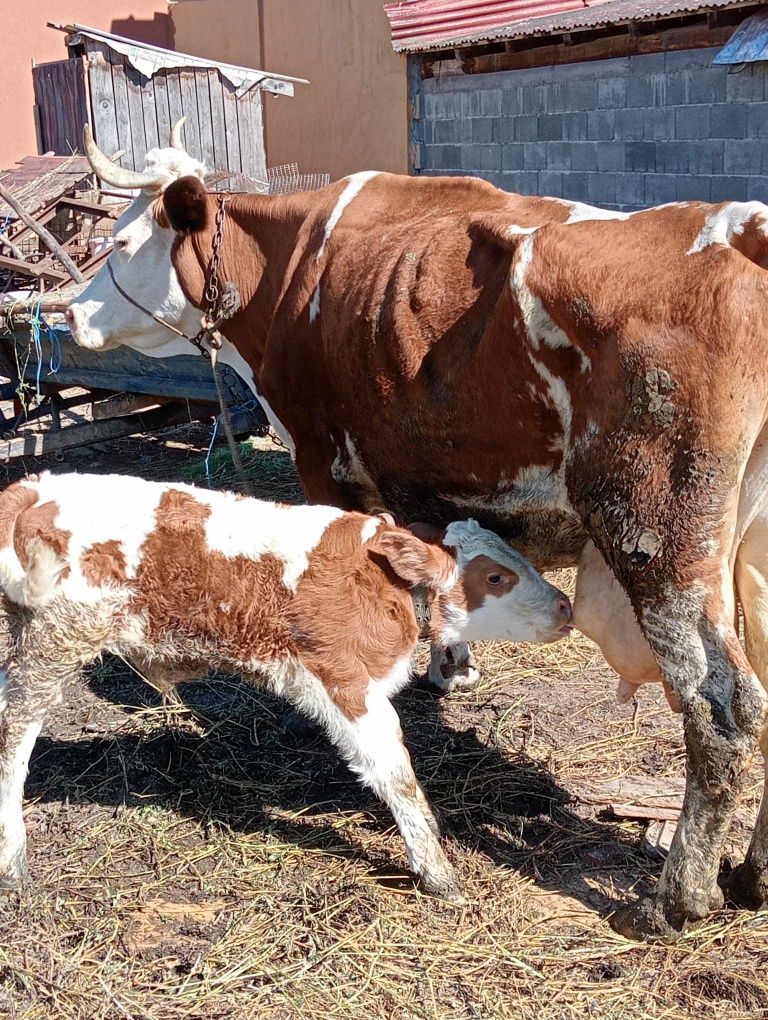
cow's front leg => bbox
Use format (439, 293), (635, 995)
(426, 642), (480, 693)
(611, 593), (766, 940)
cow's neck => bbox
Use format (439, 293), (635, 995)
(175, 192), (314, 373)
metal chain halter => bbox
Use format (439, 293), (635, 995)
(105, 191), (253, 495)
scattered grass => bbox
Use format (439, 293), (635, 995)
(0, 425), (766, 1020)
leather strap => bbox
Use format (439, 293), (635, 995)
(412, 585), (431, 640)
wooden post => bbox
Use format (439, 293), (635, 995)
(0, 232), (27, 261)
(0, 182), (86, 284)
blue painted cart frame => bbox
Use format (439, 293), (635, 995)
(0, 325), (266, 459)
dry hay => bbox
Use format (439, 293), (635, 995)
(0, 427), (766, 1020)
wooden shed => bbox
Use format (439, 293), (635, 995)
(33, 23), (307, 183)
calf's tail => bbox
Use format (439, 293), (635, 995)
(0, 480), (63, 607)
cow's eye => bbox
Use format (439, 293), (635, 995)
(114, 237), (129, 252)
(487, 573), (503, 586)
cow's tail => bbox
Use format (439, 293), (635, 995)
(0, 480), (63, 607)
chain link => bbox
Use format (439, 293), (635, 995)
(203, 196), (228, 319)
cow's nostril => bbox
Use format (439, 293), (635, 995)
(558, 597), (573, 622)
(64, 308), (74, 323)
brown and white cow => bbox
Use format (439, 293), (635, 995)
(68, 130), (768, 940)
(0, 472), (570, 898)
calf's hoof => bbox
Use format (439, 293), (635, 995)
(611, 886), (723, 943)
(0, 854), (28, 893)
(420, 869), (466, 906)
(426, 648), (480, 695)
(722, 861), (768, 911)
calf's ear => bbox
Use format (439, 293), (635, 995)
(369, 527), (455, 588)
(161, 176), (209, 233)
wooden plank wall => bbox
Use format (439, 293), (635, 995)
(32, 58), (88, 156)
(84, 42), (267, 180)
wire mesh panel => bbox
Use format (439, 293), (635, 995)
(205, 165), (331, 196)
(266, 164), (331, 195)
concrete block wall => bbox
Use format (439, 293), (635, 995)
(415, 48), (768, 210)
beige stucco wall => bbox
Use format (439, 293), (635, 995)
(171, 0), (408, 181)
(0, 1), (170, 169)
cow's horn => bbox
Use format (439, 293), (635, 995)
(82, 124), (165, 190)
(169, 116), (187, 150)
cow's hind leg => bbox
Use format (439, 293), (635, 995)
(726, 515), (768, 907)
(609, 580), (766, 940)
(572, 415), (768, 940)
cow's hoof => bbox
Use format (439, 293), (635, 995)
(611, 901), (677, 938)
(611, 885), (723, 942)
(611, 900), (681, 943)
(722, 861), (768, 911)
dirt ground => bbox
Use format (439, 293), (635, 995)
(0, 421), (766, 1020)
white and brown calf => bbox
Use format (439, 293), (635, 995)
(0, 472), (571, 900)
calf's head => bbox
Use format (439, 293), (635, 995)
(373, 519), (572, 646)
(66, 121), (206, 355)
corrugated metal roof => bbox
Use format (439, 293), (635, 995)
(385, 0), (594, 51)
(385, 0), (753, 53)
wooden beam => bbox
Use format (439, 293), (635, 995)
(0, 253), (68, 283)
(1, 287), (84, 318)
(0, 402), (188, 461)
(423, 20), (736, 76)
(0, 232), (26, 261)
(0, 181), (85, 284)
(57, 196), (121, 218)
(0, 400), (259, 461)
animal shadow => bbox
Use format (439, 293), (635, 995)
(25, 663), (656, 916)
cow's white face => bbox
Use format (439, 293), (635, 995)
(67, 146), (205, 357)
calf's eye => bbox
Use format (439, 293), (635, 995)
(487, 573), (503, 586)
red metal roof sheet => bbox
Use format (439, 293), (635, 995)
(384, 0), (602, 51)
(384, 0), (750, 52)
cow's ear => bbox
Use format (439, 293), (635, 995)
(469, 215), (536, 255)
(162, 176), (209, 233)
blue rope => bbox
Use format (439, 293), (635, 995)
(27, 301), (65, 400)
(45, 322), (64, 374)
(203, 397), (260, 488)
(29, 298), (43, 399)
(204, 414), (220, 488)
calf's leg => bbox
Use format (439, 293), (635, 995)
(296, 677), (461, 900)
(0, 680), (47, 889)
(0, 607), (114, 888)
(426, 642), (480, 693)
